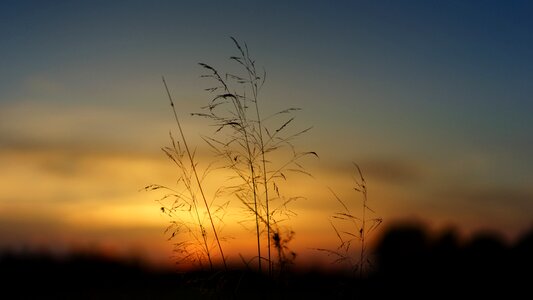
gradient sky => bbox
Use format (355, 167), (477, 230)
(1, 0), (532, 268)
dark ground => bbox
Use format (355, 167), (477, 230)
(2, 223), (532, 299)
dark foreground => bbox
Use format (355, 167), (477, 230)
(2, 224), (532, 299)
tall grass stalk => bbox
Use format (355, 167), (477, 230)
(317, 163), (382, 277)
(201, 61), (263, 272)
(162, 77), (227, 271)
(229, 37), (273, 275)
(354, 163), (369, 278)
(148, 132), (213, 269)
(195, 37), (316, 274)
(199, 55), (263, 271)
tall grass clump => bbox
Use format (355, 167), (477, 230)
(317, 163), (382, 277)
(143, 78), (228, 271)
(194, 37), (317, 275)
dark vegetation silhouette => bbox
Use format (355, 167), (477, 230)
(371, 223), (533, 298)
(142, 76), (229, 271)
(2, 224), (532, 298)
(316, 164), (383, 277)
(192, 37), (316, 276)
(147, 37), (315, 276)
(0, 251), (184, 299)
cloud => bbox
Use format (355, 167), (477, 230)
(0, 101), (170, 154)
(328, 158), (426, 185)
(361, 159), (425, 184)
(0, 98), (223, 159)
(442, 186), (533, 212)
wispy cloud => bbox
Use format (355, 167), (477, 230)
(360, 158), (426, 185)
(327, 157), (427, 185)
(441, 185), (533, 213)
(0, 100), (175, 154)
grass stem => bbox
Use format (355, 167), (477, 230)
(162, 76), (227, 271)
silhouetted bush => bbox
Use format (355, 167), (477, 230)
(373, 223), (532, 297)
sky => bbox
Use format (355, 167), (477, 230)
(1, 0), (532, 269)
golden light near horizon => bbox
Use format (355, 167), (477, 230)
(2, 109), (529, 270)
(0, 109), (411, 269)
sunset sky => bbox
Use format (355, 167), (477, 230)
(1, 0), (532, 269)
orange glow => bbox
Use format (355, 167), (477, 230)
(0, 141), (529, 270)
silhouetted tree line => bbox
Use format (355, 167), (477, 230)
(371, 223), (533, 298)
(1, 224), (531, 298)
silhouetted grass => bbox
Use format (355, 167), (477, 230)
(143, 78), (228, 270)
(148, 38), (315, 278)
(193, 37), (316, 275)
(317, 164), (382, 277)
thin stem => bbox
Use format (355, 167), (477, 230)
(360, 183), (367, 278)
(232, 95), (262, 273)
(351, 163), (368, 277)
(219, 64), (262, 272)
(257, 101), (271, 276)
(189, 188), (214, 270)
(246, 52), (272, 276)
(163, 76), (227, 271)
(247, 135), (262, 273)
